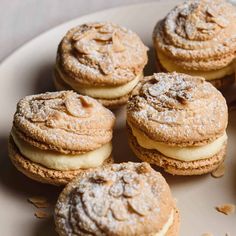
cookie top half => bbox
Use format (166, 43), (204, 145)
(153, 0), (236, 71)
(127, 73), (228, 146)
(55, 162), (174, 236)
(13, 91), (115, 154)
(57, 22), (148, 86)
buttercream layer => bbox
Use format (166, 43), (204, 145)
(157, 51), (235, 80)
(129, 123), (227, 161)
(55, 65), (141, 99)
(12, 131), (112, 171)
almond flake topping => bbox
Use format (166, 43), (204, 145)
(57, 163), (169, 235)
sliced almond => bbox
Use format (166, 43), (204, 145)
(92, 200), (109, 217)
(99, 57), (114, 75)
(28, 196), (47, 204)
(215, 203), (236, 215)
(34, 210), (50, 219)
(110, 201), (128, 221)
(211, 16), (229, 28)
(128, 197), (151, 216)
(112, 31), (125, 52)
(28, 196), (50, 208)
(65, 96), (91, 118)
(185, 22), (197, 40)
(211, 163), (225, 178)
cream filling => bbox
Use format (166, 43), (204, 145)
(155, 210), (174, 236)
(157, 51), (235, 80)
(130, 124), (227, 161)
(56, 66), (141, 99)
(11, 132), (112, 171)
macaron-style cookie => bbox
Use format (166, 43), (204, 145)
(54, 162), (180, 236)
(8, 91), (115, 185)
(127, 73), (228, 175)
(54, 22), (148, 108)
(153, 0), (236, 89)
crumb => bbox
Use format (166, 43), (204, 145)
(202, 233), (213, 236)
(28, 196), (50, 208)
(211, 163), (225, 178)
(34, 210), (50, 219)
(215, 204), (236, 215)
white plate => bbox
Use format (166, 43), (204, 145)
(0, 1), (236, 235)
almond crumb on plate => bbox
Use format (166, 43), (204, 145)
(215, 204), (235, 215)
(34, 210), (50, 219)
(28, 196), (50, 208)
(211, 163), (225, 178)
(202, 233), (213, 236)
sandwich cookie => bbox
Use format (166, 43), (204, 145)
(54, 22), (148, 108)
(153, 0), (236, 89)
(127, 73), (228, 175)
(55, 162), (180, 236)
(8, 91), (115, 185)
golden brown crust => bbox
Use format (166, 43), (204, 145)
(127, 73), (228, 146)
(128, 128), (226, 175)
(53, 72), (130, 108)
(13, 91), (115, 154)
(153, 0), (236, 72)
(57, 22), (148, 87)
(166, 208), (180, 236)
(54, 162), (177, 235)
(8, 136), (113, 186)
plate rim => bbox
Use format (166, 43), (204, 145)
(0, 1), (160, 67)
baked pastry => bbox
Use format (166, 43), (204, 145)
(153, 0), (236, 89)
(127, 73), (228, 175)
(8, 91), (115, 185)
(54, 22), (148, 108)
(54, 162), (180, 235)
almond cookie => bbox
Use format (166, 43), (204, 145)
(153, 0), (236, 89)
(54, 162), (180, 236)
(8, 91), (115, 185)
(54, 22), (148, 108)
(127, 73), (228, 175)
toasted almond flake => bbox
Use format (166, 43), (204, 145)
(34, 210), (50, 219)
(28, 196), (47, 204)
(33, 202), (50, 208)
(211, 163), (225, 178)
(110, 201), (128, 221)
(215, 203), (236, 215)
(28, 196), (50, 208)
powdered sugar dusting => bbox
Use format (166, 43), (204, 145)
(14, 91), (115, 153)
(127, 73), (228, 145)
(55, 162), (171, 235)
(153, 0), (236, 71)
(58, 22), (148, 86)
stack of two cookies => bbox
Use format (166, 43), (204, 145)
(8, 91), (180, 236)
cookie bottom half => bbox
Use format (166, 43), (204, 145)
(128, 129), (226, 176)
(8, 136), (113, 186)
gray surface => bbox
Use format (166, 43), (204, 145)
(0, 0), (154, 62)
